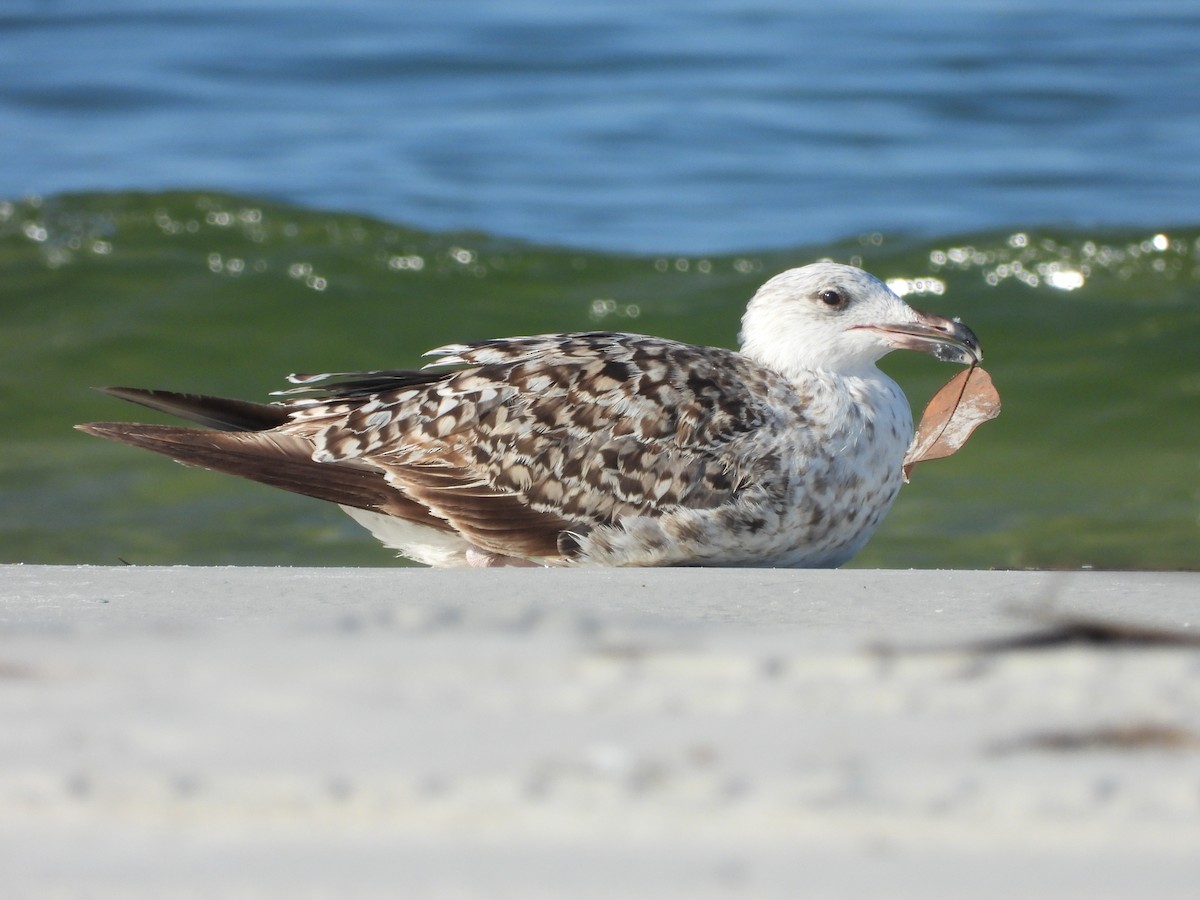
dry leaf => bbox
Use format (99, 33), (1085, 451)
(902, 365), (1000, 481)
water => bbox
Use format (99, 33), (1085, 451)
(2, 2), (1198, 569)
(4, 1), (1199, 252)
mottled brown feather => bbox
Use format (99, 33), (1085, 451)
(81, 332), (809, 563)
(276, 333), (799, 556)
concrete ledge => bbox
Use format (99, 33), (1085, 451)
(3, 566), (1199, 898)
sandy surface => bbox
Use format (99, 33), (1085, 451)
(2, 565), (1199, 897)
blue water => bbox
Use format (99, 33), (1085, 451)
(4, 0), (1199, 253)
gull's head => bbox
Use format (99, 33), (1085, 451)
(739, 262), (981, 377)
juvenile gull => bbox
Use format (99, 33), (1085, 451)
(79, 262), (981, 567)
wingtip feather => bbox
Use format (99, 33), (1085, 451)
(85, 386), (291, 431)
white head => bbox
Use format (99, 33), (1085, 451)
(739, 262), (980, 378)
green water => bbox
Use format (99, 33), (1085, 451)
(3, 192), (1197, 569)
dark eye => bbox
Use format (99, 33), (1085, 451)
(818, 289), (846, 308)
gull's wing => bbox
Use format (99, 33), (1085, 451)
(77, 420), (447, 528)
(77, 388), (451, 532)
(276, 332), (798, 559)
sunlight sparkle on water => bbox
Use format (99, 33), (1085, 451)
(388, 254), (425, 271)
(1044, 268), (1085, 291)
(589, 298), (640, 321)
(886, 276), (945, 298)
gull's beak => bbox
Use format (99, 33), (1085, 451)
(859, 309), (982, 365)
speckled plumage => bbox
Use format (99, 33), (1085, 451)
(79, 262), (982, 567)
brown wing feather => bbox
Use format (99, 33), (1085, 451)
(96, 387), (292, 431)
(279, 333), (796, 557)
(76, 422), (449, 531)
(385, 462), (573, 558)
(80, 333), (798, 562)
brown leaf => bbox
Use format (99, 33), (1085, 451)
(902, 365), (1000, 481)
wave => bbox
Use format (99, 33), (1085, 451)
(4, 190), (1197, 569)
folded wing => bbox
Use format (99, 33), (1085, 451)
(80, 332), (796, 562)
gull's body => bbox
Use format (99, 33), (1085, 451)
(79, 263), (981, 567)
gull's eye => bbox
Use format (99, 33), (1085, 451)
(818, 289), (846, 309)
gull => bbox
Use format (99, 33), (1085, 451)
(79, 262), (981, 567)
